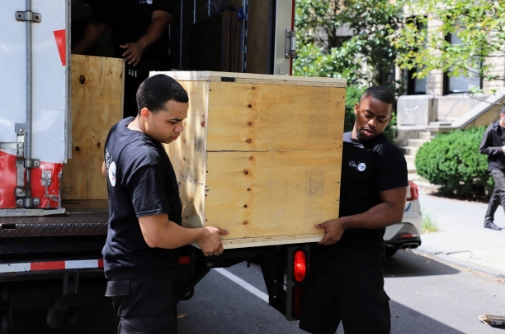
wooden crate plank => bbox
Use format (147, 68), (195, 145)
(207, 82), (345, 151)
(165, 80), (209, 228)
(62, 55), (123, 200)
(204, 150), (341, 240)
(161, 71), (347, 88)
(223, 235), (322, 249)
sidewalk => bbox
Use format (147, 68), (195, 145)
(408, 177), (505, 279)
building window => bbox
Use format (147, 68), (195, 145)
(443, 28), (482, 94)
(406, 16), (427, 95)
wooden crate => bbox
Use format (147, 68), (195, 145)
(162, 71), (346, 249)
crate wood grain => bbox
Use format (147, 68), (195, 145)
(162, 71), (346, 249)
(61, 55), (124, 200)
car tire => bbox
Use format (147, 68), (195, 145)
(385, 247), (398, 258)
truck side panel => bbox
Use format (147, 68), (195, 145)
(0, 0), (68, 209)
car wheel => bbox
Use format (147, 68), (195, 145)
(385, 247), (398, 258)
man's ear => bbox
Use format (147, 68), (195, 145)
(140, 107), (150, 118)
(354, 102), (359, 115)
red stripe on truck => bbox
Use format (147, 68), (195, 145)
(53, 29), (66, 66)
(30, 261), (65, 271)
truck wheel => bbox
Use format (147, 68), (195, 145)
(0, 287), (7, 309)
(1, 313), (9, 334)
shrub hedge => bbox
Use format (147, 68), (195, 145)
(415, 126), (493, 200)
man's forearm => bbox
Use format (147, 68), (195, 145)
(140, 216), (209, 249)
(72, 21), (109, 54)
(136, 13), (172, 50)
(341, 201), (405, 230)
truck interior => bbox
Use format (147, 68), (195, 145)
(70, 0), (293, 75)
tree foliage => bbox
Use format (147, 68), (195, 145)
(393, 0), (505, 82)
(294, 0), (404, 94)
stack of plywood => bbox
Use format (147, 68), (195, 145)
(62, 55), (124, 201)
(162, 71), (346, 249)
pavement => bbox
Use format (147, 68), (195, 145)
(408, 173), (505, 279)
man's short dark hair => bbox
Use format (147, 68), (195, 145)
(501, 106), (505, 115)
(360, 86), (395, 105)
(136, 74), (189, 114)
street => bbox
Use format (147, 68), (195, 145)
(7, 249), (505, 334)
(176, 250), (505, 334)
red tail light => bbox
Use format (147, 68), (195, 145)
(407, 181), (419, 201)
(293, 249), (307, 283)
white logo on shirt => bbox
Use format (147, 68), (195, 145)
(349, 160), (366, 172)
(108, 161), (117, 187)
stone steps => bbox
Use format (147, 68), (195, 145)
(400, 130), (433, 174)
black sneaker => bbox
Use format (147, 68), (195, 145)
(484, 222), (502, 231)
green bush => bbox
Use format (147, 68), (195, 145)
(415, 126), (492, 200)
(344, 85), (397, 142)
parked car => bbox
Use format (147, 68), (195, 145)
(384, 181), (423, 257)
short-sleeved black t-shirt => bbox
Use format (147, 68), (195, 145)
(329, 132), (408, 251)
(92, 0), (174, 71)
(102, 117), (182, 278)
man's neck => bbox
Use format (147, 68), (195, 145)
(127, 116), (143, 133)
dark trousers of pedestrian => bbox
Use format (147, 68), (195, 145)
(485, 169), (505, 225)
(299, 244), (390, 334)
(105, 270), (177, 334)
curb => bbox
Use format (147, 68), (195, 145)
(411, 248), (505, 280)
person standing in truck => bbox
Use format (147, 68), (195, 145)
(479, 106), (505, 231)
(101, 74), (228, 333)
(72, 0), (174, 118)
(299, 86), (408, 334)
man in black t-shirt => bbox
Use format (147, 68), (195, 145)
(73, 0), (174, 118)
(102, 74), (228, 333)
(299, 86), (408, 334)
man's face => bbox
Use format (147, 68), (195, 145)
(499, 113), (505, 128)
(353, 95), (392, 141)
(143, 100), (188, 144)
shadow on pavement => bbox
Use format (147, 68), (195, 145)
(389, 300), (465, 334)
(385, 249), (460, 278)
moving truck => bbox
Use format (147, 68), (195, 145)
(0, 1), (346, 332)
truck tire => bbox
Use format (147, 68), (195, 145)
(0, 287), (7, 309)
(1, 313), (9, 334)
